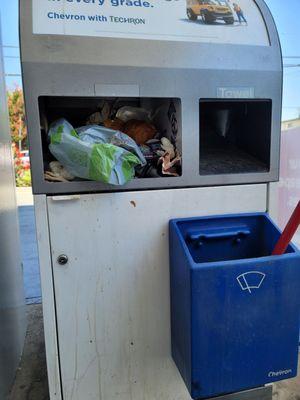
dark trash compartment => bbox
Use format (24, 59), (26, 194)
(199, 99), (272, 175)
(38, 96), (182, 182)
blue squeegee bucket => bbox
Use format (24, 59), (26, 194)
(169, 213), (300, 399)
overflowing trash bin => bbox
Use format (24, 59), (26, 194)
(20, 0), (288, 399)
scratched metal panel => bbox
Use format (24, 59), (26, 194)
(47, 184), (267, 399)
(34, 195), (63, 400)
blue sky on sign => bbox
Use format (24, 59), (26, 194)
(0, 0), (300, 121)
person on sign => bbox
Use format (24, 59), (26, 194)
(233, 3), (247, 24)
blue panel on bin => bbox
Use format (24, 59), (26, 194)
(169, 213), (300, 399)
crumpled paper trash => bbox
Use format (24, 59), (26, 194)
(44, 161), (75, 182)
(116, 106), (152, 123)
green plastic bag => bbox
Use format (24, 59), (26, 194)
(48, 119), (145, 185)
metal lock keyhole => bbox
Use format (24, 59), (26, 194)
(57, 254), (69, 266)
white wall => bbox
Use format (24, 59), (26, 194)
(0, 24), (27, 399)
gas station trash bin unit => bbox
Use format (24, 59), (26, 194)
(20, 0), (295, 398)
(170, 213), (300, 399)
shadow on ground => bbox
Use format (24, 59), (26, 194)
(273, 364), (300, 400)
(8, 305), (49, 400)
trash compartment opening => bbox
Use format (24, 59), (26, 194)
(199, 99), (272, 175)
(177, 214), (296, 264)
(38, 96), (182, 183)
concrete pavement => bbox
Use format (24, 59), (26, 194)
(18, 206), (41, 305)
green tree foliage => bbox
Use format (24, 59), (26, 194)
(7, 86), (27, 147)
(7, 87), (31, 186)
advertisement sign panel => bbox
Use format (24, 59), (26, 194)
(33, 0), (269, 46)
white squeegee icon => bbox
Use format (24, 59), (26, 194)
(237, 272), (266, 294)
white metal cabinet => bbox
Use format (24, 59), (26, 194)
(42, 185), (268, 400)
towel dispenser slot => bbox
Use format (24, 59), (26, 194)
(199, 99), (272, 176)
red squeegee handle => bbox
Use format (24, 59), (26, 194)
(272, 201), (300, 256)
